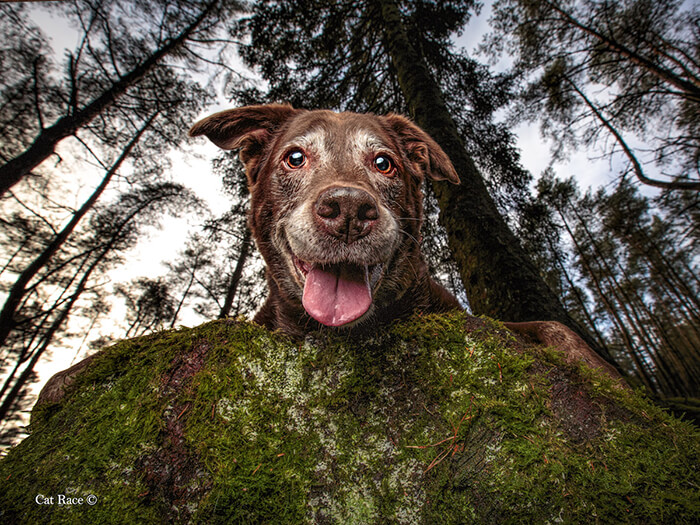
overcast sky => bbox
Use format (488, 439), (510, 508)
(30, 0), (618, 193)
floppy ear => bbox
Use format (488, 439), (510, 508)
(383, 114), (460, 184)
(189, 104), (300, 167)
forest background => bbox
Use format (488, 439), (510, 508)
(0, 0), (698, 448)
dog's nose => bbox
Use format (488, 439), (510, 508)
(314, 186), (379, 243)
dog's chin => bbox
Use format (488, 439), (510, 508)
(288, 253), (385, 328)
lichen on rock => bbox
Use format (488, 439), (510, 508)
(0, 313), (698, 524)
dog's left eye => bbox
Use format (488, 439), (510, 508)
(374, 155), (394, 175)
(284, 150), (306, 168)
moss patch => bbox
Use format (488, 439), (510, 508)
(1, 313), (698, 523)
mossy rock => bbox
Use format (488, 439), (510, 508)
(0, 313), (698, 524)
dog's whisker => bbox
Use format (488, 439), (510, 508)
(402, 252), (421, 281)
(399, 228), (421, 247)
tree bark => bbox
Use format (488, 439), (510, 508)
(377, 0), (612, 362)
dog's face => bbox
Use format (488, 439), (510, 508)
(190, 105), (459, 328)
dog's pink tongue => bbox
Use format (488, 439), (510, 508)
(302, 264), (371, 326)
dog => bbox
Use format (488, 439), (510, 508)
(188, 104), (622, 379)
(189, 104), (462, 338)
(35, 105), (623, 408)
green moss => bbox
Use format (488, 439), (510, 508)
(1, 313), (698, 524)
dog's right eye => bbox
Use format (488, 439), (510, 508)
(374, 155), (394, 175)
(284, 150), (306, 169)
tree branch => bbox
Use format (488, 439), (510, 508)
(544, 0), (700, 103)
(566, 78), (700, 191)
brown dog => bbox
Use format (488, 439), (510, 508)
(190, 104), (462, 338)
(35, 105), (623, 408)
(188, 104), (622, 380)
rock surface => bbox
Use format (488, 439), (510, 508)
(0, 313), (698, 523)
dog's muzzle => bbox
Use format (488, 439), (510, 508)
(283, 185), (395, 327)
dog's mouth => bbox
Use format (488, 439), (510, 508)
(293, 256), (383, 327)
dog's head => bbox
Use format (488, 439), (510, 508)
(190, 104), (459, 328)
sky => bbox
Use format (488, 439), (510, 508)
(8, 0), (627, 416)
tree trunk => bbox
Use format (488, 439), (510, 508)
(0, 2), (214, 196)
(376, 0), (611, 362)
(546, 235), (609, 352)
(0, 241), (110, 424)
(0, 187), (185, 424)
(556, 207), (656, 391)
(171, 261), (200, 330)
(567, 203), (688, 396)
(218, 227), (251, 319)
(0, 115), (156, 349)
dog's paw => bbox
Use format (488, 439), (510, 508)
(504, 321), (624, 382)
(35, 354), (98, 407)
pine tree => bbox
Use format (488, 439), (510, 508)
(0, 0), (242, 195)
(488, 0), (700, 191)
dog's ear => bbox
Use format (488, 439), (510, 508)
(383, 114), (460, 184)
(189, 104), (299, 169)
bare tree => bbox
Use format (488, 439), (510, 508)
(0, 182), (199, 425)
